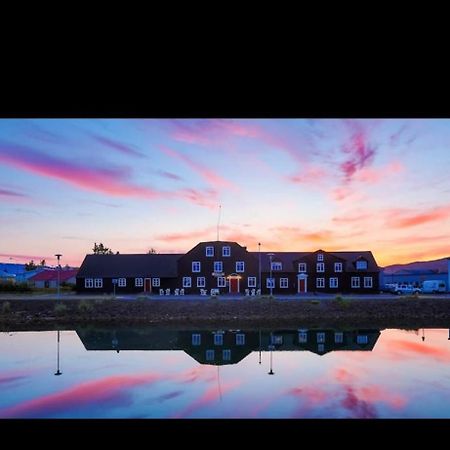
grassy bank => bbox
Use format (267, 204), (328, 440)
(1, 297), (450, 330)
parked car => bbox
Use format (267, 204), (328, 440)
(421, 280), (446, 294)
(392, 284), (422, 295)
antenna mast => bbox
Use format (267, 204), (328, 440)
(217, 204), (222, 241)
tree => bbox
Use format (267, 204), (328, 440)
(25, 260), (37, 271)
(148, 248), (157, 254)
(40, 259), (46, 267)
(92, 242), (113, 254)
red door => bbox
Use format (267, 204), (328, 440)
(298, 279), (305, 293)
(230, 278), (239, 293)
(144, 278), (151, 292)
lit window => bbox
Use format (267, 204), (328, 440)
(329, 277), (338, 288)
(317, 332), (325, 343)
(364, 277), (373, 288)
(222, 246), (231, 257)
(135, 278), (143, 287)
(94, 278), (103, 288)
(236, 261), (245, 272)
(152, 278), (160, 287)
(85, 278), (93, 288)
(334, 262), (343, 272)
(271, 262), (282, 271)
(316, 278), (325, 288)
(317, 253), (324, 262)
(192, 261), (201, 272)
(118, 278), (126, 287)
(280, 278), (289, 288)
(214, 334), (223, 345)
(271, 335), (283, 345)
(266, 278), (275, 288)
(334, 332), (344, 343)
(206, 246), (214, 257)
(298, 331), (308, 343)
(183, 277), (191, 288)
(197, 277), (206, 287)
(236, 334), (245, 345)
(222, 349), (231, 361)
(356, 260), (368, 270)
(351, 277), (360, 288)
(298, 263), (307, 272)
(357, 335), (368, 345)
(214, 261), (223, 273)
(206, 350), (215, 361)
(316, 263), (325, 272)
(248, 277), (256, 287)
(217, 277), (226, 287)
(192, 334), (201, 345)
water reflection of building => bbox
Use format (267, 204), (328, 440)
(76, 327), (381, 366)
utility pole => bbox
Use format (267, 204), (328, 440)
(258, 242), (261, 295)
(55, 254), (62, 301)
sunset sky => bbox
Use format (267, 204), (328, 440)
(1, 118), (449, 267)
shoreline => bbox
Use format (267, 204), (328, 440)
(1, 297), (450, 330)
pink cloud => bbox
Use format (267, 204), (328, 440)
(154, 227), (216, 243)
(386, 205), (450, 228)
(174, 366), (218, 384)
(287, 165), (328, 184)
(0, 143), (163, 199)
(160, 146), (236, 191)
(387, 339), (450, 363)
(0, 373), (161, 418)
(353, 161), (404, 183)
(91, 134), (145, 158)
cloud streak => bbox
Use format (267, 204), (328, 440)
(91, 134), (146, 158)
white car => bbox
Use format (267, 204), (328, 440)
(392, 285), (421, 295)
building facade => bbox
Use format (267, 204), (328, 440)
(76, 241), (380, 295)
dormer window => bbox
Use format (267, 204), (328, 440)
(271, 261), (282, 271)
(356, 260), (368, 270)
(317, 253), (324, 262)
(206, 246), (214, 257)
(222, 246), (231, 257)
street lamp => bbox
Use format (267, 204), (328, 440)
(268, 343), (275, 375)
(55, 254), (62, 301)
(54, 330), (62, 376)
(258, 243), (261, 295)
(267, 253), (275, 296)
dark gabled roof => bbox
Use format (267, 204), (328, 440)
(76, 254), (182, 278)
(249, 250), (379, 272)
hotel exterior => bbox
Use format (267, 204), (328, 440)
(76, 241), (380, 295)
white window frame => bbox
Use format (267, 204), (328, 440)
(334, 332), (344, 343)
(217, 276), (226, 288)
(152, 277), (160, 287)
(248, 276), (256, 287)
(266, 278), (275, 288)
(316, 278), (325, 288)
(334, 262), (343, 272)
(298, 331), (308, 343)
(318, 343), (325, 353)
(222, 349), (231, 361)
(280, 278), (289, 288)
(192, 334), (201, 345)
(356, 260), (368, 270)
(214, 261), (223, 273)
(192, 261), (201, 273)
(316, 262), (325, 272)
(214, 334), (223, 346)
(118, 278), (126, 287)
(317, 332), (326, 343)
(329, 277), (338, 288)
(364, 277), (373, 288)
(317, 253), (324, 262)
(236, 261), (245, 272)
(85, 278), (93, 288)
(94, 278), (103, 288)
(271, 261), (282, 271)
(222, 246), (231, 257)
(236, 334), (245, 345)
(351, 277), (360, 288)
(183, 277), (192, 288)
(298, 262), (307, 272)
(206, 246), (214, 257)
(135, 277), (143, 287)
(197, 276), (206, 288)
(206, 349), (215, 361)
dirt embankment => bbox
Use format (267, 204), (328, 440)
(1, 297), (450, 331)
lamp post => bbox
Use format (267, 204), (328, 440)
(258, 243), (261, 295)
(268, 337), (275, 375)
(267, 253), (275, 296)
(259, 328), (262, 365)
(55, 254), (62, 301)
(54, 330), (62, 376)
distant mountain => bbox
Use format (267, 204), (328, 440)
(383, 257), (450, 275)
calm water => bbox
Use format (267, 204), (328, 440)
(1, 326), (450, 418)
